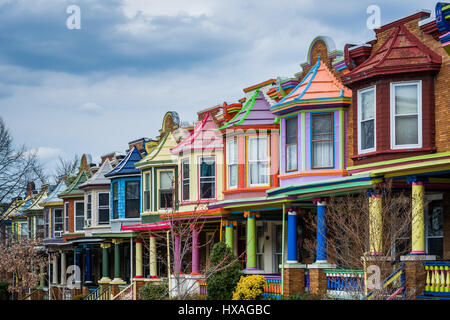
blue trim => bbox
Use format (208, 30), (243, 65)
(316, 203), (327, 261)
(287, 213), (298, 261)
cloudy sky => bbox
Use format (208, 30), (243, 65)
(0, 0), (437, 179)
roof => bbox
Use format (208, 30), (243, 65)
(171, 112), (223, 154)
(135, 132), (178, 168)
(105, 146), (142, 177)
(40, 179), (67, 207)
(270, 57), (352, 115)
(79, 159), (113, 189)
(218, 88), (277, 130)
(22, 188), (49, 213)
(343, 24), (442, 85)
(58, 170), (90, 198)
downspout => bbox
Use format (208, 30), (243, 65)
(281, 203), (286, 297)
(47, 252), (51, 300)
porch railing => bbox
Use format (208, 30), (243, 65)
(84, 286), (111, 301)
(325, 269), (364, 300)
(420, 261), (450, 299)
(22, 289), (40, 300)
(111, 282), (136, 300)
(261, 275), (281, 299)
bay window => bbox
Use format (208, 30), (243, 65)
(285, 116), (298, 172)
(182, 159), (190, 201)
(357, 86), (376, 153)
(86, 194), (92, 222)
(390, 81), (422, 149)
(143, 172), (151, 211)
(159, 171), (173, 210)
(311, 113), (334, 169)
(226, 139), (238, 189)
(54, 208), (63, 233)
(248, 136), (269, 186)
(98, 192), (110, 224)
(199, 156), (216, 200)
(125, 181), (140, 218)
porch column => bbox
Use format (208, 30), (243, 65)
(225, 221), (234, 250)
(245, 211), (257, 270)
(368, 192), (383, 255)
(314, 199), (328, 263)
(135, 239), (143, 279)
(84, 246), (92, 284)
(60, 251), (66, 286)
(99, 243), (111, 283)
(52, 253), (58, 285)
(111, 239), (125, 284)
(174, 233), (182, 274)
(191, 226), (200, 275)
(149, 234), (157, 278)
(410, 179), (425, 255)
(287, 208), (298, 263)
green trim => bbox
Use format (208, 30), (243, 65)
(217, 89), (260, 130)
(324, 268), (364, 275)
(271, 98), (351, 112)
(280, 107), (347, 120)
(348, 152), (450, 171)
(234, 89), (259, 126)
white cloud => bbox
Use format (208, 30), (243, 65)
(78, 102), (104, 115)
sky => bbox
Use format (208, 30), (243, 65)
(0, 0), (438, 180)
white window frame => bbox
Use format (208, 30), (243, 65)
(226, 139), (238, 189)
(98, 191), (110, 225)
(143, 172), (151, 212)
(247, 136), (270, 187)
(390, 80), (422, 150)
(357, 86), (376, 154)
(64, 202), (69, 233)
(74, 200), (85, 232)
(198, 156), (216, 200)
(181, 158), (190, 201)
(158, 170), (174, 211)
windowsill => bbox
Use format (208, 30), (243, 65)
(351, 147), (435, 160)
(223, 187), (270, 194)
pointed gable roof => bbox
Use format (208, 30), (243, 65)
(40, 179), (67, 207)
(58, 170), (90, 198)
(271, 57), (352, 115)
(343, 24), (442, 85)
(218, 87), (276, 130)
(79, 159), (113, 189)
(23, 187), (48, 213)
(105, 146), (142, 178)
(171, 112), (223, 154)
(135, 131), (178, 168)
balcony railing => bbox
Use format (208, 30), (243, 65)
(261, 275), (281, 299)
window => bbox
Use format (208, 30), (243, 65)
(357, 87), (376, 153)
(86, 194), (92, 222)
(125, 181), (140, 218)
(248, 136), (269, 186)
(311, 113), (334, 169)
(199, 156), (216, 200)
(45, 210), (49, 238)
(112, 182), (118, 219)
(64, 202), (69, 233)
(143, 172), (151, 211)
(227, 139), (238, 189)
(75, 201), (84, 232)
(285, 116), (298, 172)
(54, 208), (63, 232)
(21, 221), (29, 239)
(182, 159), (190, 201)
(98, 192), (110, 225)
(426, 200), (443, 258)
(391, 81), (422, 149)
(36, 217), (44, 239)
(159, 171), (173, 210)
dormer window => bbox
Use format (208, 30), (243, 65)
(357, 86), (376, 154)
(248, 136), (269, 187)
(390, 81), (422, 149)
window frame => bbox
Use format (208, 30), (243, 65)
(112, 182), (119, 220)
(247, 135), (270, 187)
(64, 202), (69, 233)
(226, 138), (238, 189)
(143, 172), (151, 212)
(285, 115), (298, 173)
(125, 180), (140, 219)
(311, 112), (335, 170)
(158, 170), (174, 211)
(181, 158), (190, 201)
(86, 193), (92, 222)
(390, 80), (422, 150)
(74, 200), (85, 232)
(98, 191), (110, 225)
(198, 156), (216, 200)
(54, 208), (63, 233)
(357, 86), (377, 154)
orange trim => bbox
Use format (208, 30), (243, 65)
(223, 187), (271, 195)
(160, 208), (226, 219)
(278, 169), (347, 179)
(243, 79), (276, 93)
(230, 125), (279, 131)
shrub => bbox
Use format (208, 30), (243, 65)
(0, 282), (10, 300)
(206, 242), (241, 300)
(232, 275), (267, 300)
(139, 282), (169, 300)
(72, 294), (88, 300)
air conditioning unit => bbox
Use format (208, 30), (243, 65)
(54, 231), (63, 238)
(84, 219), (91, 227)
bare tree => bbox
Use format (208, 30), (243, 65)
(0, 117), (46, 219)
(53, 154), (80, 183)
(303, 180), (414, 300)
